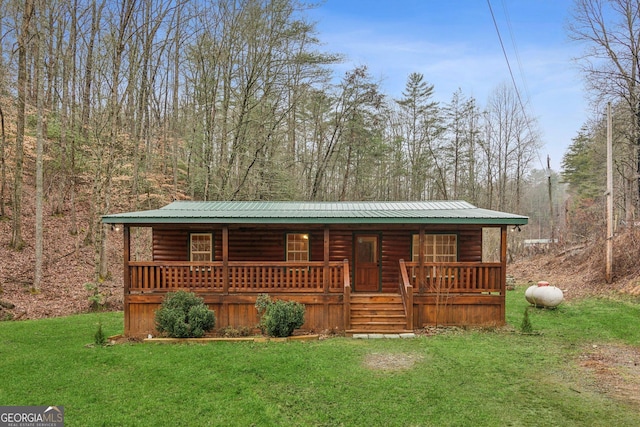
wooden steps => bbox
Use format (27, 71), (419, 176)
(347, 293), (412, 334)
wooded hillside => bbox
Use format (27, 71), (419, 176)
(0, 1), (543, 279)
(1, 0), (639, 319)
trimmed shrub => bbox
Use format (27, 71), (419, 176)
(255, 294), (305, 338)
(155, 291), (216, 338)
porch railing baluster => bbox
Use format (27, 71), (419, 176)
(404, 262), (502, 294)
(127, 261), (345, 294)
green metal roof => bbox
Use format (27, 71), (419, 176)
(102, 201), (528, 225)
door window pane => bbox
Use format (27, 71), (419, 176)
(356, 236), (377, 263)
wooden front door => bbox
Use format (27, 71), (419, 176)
(354, 234), (380, 292)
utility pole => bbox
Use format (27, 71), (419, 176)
(606, 102), (613, 283)
(547, 155), (554, 242)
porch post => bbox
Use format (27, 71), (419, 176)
(343, 259), (351, 331)
(418, 225), (425, 294)
(500, 225), (508, 323)
(123, 224), (131, 335)
(323, 226), (330, 293)
(222, 225), (229, 294)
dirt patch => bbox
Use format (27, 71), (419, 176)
(363, 352), (424, 371)
(577, 344), (640, 408)
(105, 334), (143, 345)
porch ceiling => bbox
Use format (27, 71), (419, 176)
(102, 201), (528, 226)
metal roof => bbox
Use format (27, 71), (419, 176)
(102, 201), (528, 225)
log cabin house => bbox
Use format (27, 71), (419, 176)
(102, 201), (528, 337)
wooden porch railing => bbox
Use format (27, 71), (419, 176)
(128, 261), (346, 293)
(398, 259), (413, 330)
(404, 262), (503, 294)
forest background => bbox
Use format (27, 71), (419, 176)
(0, 0), (639, 318)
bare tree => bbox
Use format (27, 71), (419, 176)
(129, 0), (174, 205)
(79, 0), (105, 246)
(309, 66), (383, 200)
(0, 107), (5, 221)
(34, 0), (47, 291)
(0, 103), (5, 218)
(90, 0), (136, 281)
(170, 3), (183, 196)
(0, 1), (6, 218)
(183, 0), (335, 201)
(483, 83), (538, 212)
(66, 0), (82, 236)
(10, 0), (34, 250)
(568, 0), (640, 219)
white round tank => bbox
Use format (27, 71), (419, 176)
(525, 281), (563, 308)
(525, 285), (538, 304)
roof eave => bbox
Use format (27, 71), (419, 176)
(102, 216), (529, 226)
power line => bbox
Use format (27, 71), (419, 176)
(501, 0), (532, 105)
(487, 0), (546, 172)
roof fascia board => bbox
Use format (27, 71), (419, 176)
(102, 217), (528, 225)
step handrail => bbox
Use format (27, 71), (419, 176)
(398, 259), (413, 330)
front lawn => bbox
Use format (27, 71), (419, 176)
(1, 287), (639, 426)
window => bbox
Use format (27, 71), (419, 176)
(286, 233), (309, 261)
(190, 233), (213, 262)
(412, 234), (457, 263)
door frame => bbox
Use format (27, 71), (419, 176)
(352, 232), (382, 292)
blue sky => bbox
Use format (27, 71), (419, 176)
(307, 0), (588, 171)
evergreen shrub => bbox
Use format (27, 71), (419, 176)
(155, 291), (216, 338)
(255, 294), (305, 337)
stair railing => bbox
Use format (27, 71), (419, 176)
(398, 259), (413, 330)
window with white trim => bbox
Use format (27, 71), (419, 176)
(412, 234), (457, 262)
(190, 233), (213, 262)
(286, 233), (309, 261)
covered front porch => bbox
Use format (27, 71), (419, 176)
(120, 231), (509, 336)
(103, 201), (527, 337)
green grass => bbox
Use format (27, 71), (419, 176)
(1, 288), (639, 426)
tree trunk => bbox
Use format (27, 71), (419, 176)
(11, 0), (34, 250)
(171, 7), (182, 196)
(68, 0), (79, 236)
(96, 0), (135, 281)
(82, 0), (104, 247)
(34, 17), (45, 292)
(0, 104), (5, 218)
(0, 12), (5, 218)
